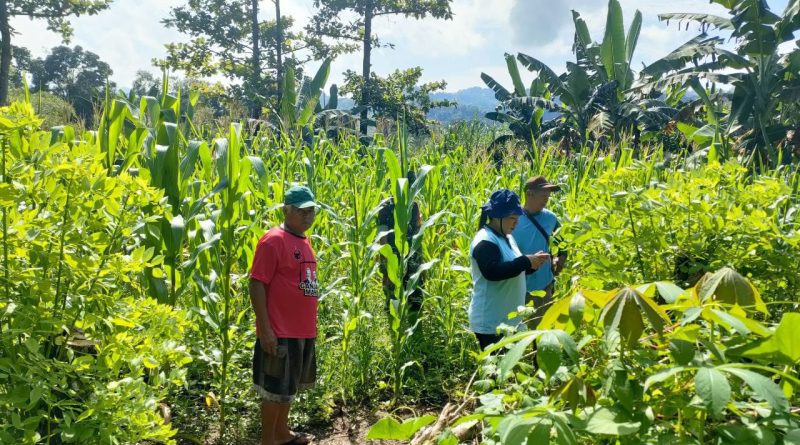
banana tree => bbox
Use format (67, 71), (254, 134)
(637, 0), (800, 165)
(314, 83), (363, 140)
(481, 53), (558, 146)
(275, 58), (332, 135)
(512, 0), (674, 148)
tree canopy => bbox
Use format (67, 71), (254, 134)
(0, 0), (113, 105)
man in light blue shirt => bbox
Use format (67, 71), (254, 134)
(512, 176), (568, 328)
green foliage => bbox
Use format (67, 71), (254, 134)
(2, 56), (800, 444)
(506, 0), (676, 150)
(561, 159), (800, 301)
(640, 0), (800, 165)
(161, 0), (348, 118)
(27, 45), (114, 125)
(0, 0), (113, 105)
(372, 269), (800, 443)
(0, 100), (191, 443)
(341, 66), (453, 135)
(9, 88), (79, 130)
(366, 415), (435, 440)
(481, 53), (555, 145)
(308, 0), (453, 135)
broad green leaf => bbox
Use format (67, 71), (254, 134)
(528, 423), (551, 444)
(497, 416), (546, 445)
(572, 11), (592, 52)
(29, 387), (42, 407)
(143, 357), (160, 369)
(653, 281), (686, 303)
(577, 407), (640, 436)
(537, 331), (562, 378)
(366, 415), (436, 440)
(695, 367), (730, 416)
(710, 308), (750, 335)
(601, 288), (645, 349)
(633, 288), (671, 333)
(580, 289), (616, 307)
(297, 59), (331, 127)
(539, 295), (572, 330)
(785, 430), (800, 445)
(669, 340), (695, 365)
(720, 367), (789, 413)
(111, 317), (135, 328)
(645, 366), (688, 392)
(552, 330), (579, 364)
(481, 72), (512, 102)
(499, 333), (538, 382)
(600, 0), (626, 81)
(0, 183), (19, 207)
(480, 331), (535, 358)
(505, 53), (527, 96)
(568, 292), (585, 327)
(774, 313), (800, 362)
(699, 267), (767, 314)
(625, 10), (642, 64)
(552, 413), (578, 445)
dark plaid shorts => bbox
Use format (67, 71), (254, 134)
(252, 338), (316, 403)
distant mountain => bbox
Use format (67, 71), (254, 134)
(321, 86), (561, 125)
(428, 87), (499, 124)
(428, 86), (561, 124)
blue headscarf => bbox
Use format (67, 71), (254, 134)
(478, 189), (523, 231)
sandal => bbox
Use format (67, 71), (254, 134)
(281, 432), (314, 445)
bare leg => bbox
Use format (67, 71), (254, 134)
(261, 400), (281, 445)
(274, 402), (293, 444)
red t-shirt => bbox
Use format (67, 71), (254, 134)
(249, 227), (318, 338)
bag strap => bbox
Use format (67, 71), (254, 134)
(525, 212), (551, 246)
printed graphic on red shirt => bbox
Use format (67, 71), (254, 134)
(299, 262), (319, 297)
(249, 227), (318, 338)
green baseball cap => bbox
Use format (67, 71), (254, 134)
(283, 185), (317, 208)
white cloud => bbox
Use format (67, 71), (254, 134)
(11, 0), (183, 87)
(509, 0), (585, 46)
(7, 0), (791, 95)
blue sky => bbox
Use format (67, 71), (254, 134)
(10, 0), (792, 92)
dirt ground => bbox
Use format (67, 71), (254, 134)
(235, 408), (408, 445)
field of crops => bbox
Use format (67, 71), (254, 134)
(1, 84), (800, 445)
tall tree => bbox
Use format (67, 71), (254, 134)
(308, 0), (454, 136)
(30, 45), (114, 124)
(273, 0), (283, 92)
(341, 66), (452, 135)
(0, 0), (113, 105)
(129, 70), (161, 98)
(162, 0), (352, 119)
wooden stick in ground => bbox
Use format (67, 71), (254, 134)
(410, 369), (479, 445)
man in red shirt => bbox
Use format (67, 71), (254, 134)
(250, 185), (319, 445)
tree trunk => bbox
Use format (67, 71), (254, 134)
(249, 0), (261, 119)
(0, 0), (11, 106)
(274, 0), (283, 99)
(359, 0), (373, 137)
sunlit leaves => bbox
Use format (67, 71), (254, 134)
(366, 415), (436, 440)
(698, 267), (767, 314)
(600, 287), (670, 349)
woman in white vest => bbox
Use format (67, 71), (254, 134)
(469, 189), (551, 349)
